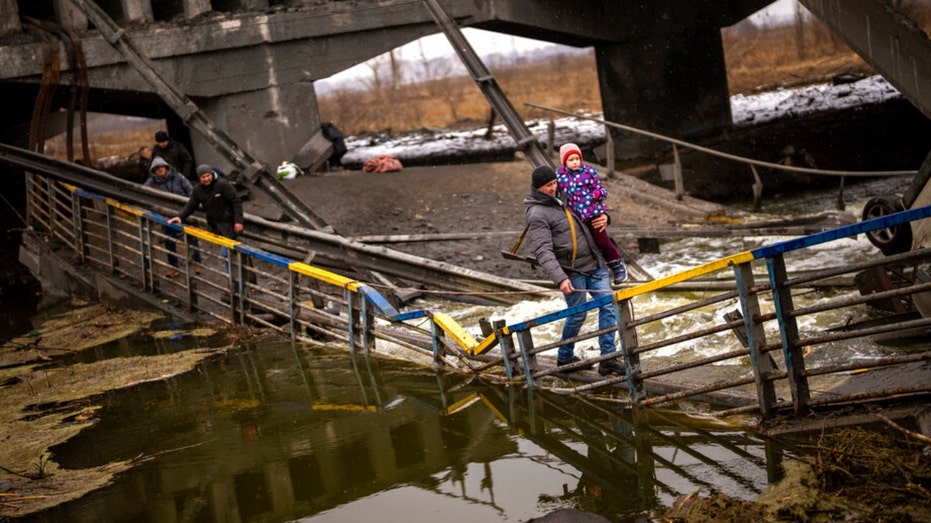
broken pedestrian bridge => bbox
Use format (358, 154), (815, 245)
(6, 143), (931, 424)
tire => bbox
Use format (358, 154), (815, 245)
(861, 196), (913, 255)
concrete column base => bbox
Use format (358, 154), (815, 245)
(182, 0), (210, 19)
(596, 27), (732, 160)
(190, 82), (321, 175)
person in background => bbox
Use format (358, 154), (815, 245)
(321, 122), (347, 171)
(153, 130), (194, 182)
(145, 156), (201, 277)
(136, 145), (152, 183)
(556, 143), (628, 285)
(523, 164), (624, 376)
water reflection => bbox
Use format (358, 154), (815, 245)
(22, 337), (801, 523)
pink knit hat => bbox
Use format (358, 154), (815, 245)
(559, 143), (582, 166)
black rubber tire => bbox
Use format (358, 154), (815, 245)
(861, 196), (913, 255)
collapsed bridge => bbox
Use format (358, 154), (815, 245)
(7, 141), (931, 423)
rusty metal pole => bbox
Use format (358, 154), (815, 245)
(617, 299), (645, 402)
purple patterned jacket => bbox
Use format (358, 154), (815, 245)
(555, 163), (610, 222)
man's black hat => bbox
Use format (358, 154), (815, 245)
(531, 165), (557, 189)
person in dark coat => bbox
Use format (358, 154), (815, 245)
(152, 130), (194, 181)
(136, 145), (153, 183)
(145, 157), (201, 276)
(523, 165), (623, 376)
(168, 164), (254, 289)
(168, 164), (243, 239)
(321, 122), (347, 170)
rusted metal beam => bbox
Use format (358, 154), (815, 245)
(422, 0), (551, 168)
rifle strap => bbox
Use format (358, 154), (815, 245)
(508, 224), (529, 254)
(565, 207), (577, 265)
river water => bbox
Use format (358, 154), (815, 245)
(12, 175), (921, 522)
(23, 334), (783, 523)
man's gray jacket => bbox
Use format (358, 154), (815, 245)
(523, 187), (606, 286)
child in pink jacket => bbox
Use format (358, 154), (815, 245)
(556, 143), (629, 284)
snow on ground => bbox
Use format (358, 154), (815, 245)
(341, 75), (902, 166)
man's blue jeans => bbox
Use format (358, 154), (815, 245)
(558, 266), (618, 362)
(162, 225), (201, 268)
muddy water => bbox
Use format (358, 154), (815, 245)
(19, 335), (795, 523)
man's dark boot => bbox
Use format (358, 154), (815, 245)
(557, 356), (594, 370)
(598, 358), (624, 376)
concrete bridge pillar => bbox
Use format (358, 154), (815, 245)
(190, 83), (321, 174)
(181, 0), (211, 18)
(234, 0), (270, 10)
(595, 27), (732, 161)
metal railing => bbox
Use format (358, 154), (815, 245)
(23, 171), (493, 369)
(479, 206), (931, 418)
(21, 170), (931, 419)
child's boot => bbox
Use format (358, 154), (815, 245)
(608, 259), (628, 285)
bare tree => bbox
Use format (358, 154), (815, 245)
(414, 40), (467, 126)
(389, 49), (402, 92)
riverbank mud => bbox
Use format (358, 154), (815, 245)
(666, 428), (931, 522)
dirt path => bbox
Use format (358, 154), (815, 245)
(246, 160), (731, 282)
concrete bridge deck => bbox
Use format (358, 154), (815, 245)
(3, 1), (931, 215)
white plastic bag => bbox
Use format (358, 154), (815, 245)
(277, 161), (303, 180)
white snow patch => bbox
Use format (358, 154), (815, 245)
(341, 75), (901, 166)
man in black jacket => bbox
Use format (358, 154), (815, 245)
(168, 164), (242, 239)
(153, 130), (194, 182)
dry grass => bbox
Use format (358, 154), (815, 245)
(319, 17), (878, 137)
(43, 123), (160, 164)
(724, 21), (871, 92)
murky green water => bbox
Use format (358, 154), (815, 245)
(19, 335), (796, 523)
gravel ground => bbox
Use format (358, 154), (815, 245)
(245, 160), (730, 283)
